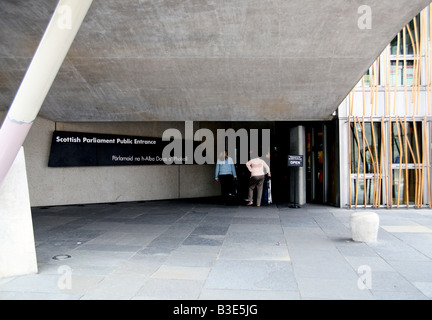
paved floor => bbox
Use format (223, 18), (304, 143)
(1, 198), (432, 300)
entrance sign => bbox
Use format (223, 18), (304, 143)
(48, 123), (271, 167)
(48, 131), (179, 167)
(288, 155), (303, 167)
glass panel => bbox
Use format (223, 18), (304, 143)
(392, 169), (418, 205)
(390, 60), (414, 86)
(391, 121), (423, 206)
(363, 69), (371, 86)
(391, 122), (422, 164)
(390, 16), (419, 56)
(362, 67), (380, 86)
(390, 36), (414, 56)
(392, 170), (405, 204)
(350, 122), (381, 174)
(351, 176), (376, 206)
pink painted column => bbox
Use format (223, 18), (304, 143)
(0, 118), (32, 185)
(0, 0), (93, 186)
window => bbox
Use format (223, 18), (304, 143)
(360, 14), (421, 87)
(390, 60), (414, 86)
(390, 35), (414, 56)
(391, 121), (423, 205)
(351, 122), (381, 175)
(350, 121), (381, 206)
(390, 16), (419, 56)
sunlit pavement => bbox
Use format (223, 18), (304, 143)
(1, 199), (431, 300)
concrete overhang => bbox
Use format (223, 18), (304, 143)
(0, 0), (431, 122)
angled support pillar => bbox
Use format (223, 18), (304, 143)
(0, 0), (93, 279)
(0, 147), (37, 278)
(0, 0), (93, 187)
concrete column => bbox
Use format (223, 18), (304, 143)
(0, 0), (93, 278)
(289, 125), (306, 205)
(338, 118), (350, 208)
(0, 148), (37, 279)
(0, 0), (93, 187)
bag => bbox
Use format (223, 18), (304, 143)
(267, 179), (272, 204)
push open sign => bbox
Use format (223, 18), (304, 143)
(288, 155), (303, 167)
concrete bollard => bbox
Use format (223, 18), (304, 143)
(350, 211), (379, 243)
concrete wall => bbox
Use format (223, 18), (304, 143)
(1, 112), (220, 207)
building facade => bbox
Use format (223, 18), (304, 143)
(3, 6), (432, 210)
(338, 6), (432, 209)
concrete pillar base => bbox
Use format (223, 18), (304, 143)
(350, 211), (380, 243)
(0, 147), (38, 279)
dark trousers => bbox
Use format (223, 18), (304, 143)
(248, 175), (265, 206)
(219, 174), (234, 203)
(262, 175), (269, 204)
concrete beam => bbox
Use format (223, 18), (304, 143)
(0, 0), (93, 186)
(0, 0), (430, 122)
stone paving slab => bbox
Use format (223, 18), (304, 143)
(0, 200), (431, 300)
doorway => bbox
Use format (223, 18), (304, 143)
(305, 121), (339, 205)
(271, 121), (339, 206)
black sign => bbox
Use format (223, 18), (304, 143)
(288, 155), (303, 167)
(48, 131), (191, 167)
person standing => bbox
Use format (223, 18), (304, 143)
(215, 151), (237, 204)
(262, 151), (271, 205)
(246, 150), (271, 207)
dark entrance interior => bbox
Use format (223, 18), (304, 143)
(222, 121), (339, 207)
(270, 121), (339, 206)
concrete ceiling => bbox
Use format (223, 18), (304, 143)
(0, 0), (431, 122)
